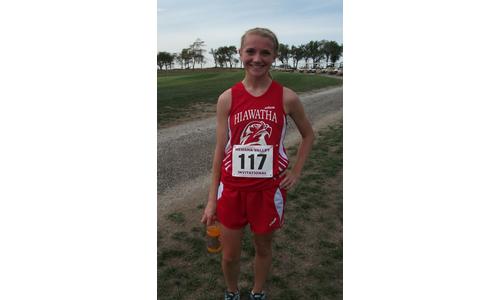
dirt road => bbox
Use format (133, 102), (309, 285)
(157, 86), (343, 220)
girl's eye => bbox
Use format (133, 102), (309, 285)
(244, 49), (273, 56)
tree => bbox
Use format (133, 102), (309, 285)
(198, 55), (206, 68)
(157, 51), (168, 71)
(322, 40), (342, 67)
(174, 52), (184, 69)
(213, 46), (237, 68)
(157, 51), (175, 71)
(213, 47), (224, 68)
(180, 48), (193, 69)
(330, 43), (343, 67)
(290, 45), (305, 69)
(168, 53), (176, 70)
(163, 38), (341, 70)
(190, 38), (206, 69)
(278, 43), (290, 68)
(306, 40), (324, 69)
(227, 46), (237, 68)
(300, 44), (311, 69)
(216, 53), (226, 68)
(209, 48), (218, 68)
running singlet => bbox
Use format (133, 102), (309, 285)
(220, 80), (289, 191)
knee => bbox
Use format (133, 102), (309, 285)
(254, 243), (272, 258)
(222, 251), (241, 264)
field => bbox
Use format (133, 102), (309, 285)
(157, 122), (343, 300)
(157, 68), (342, 127)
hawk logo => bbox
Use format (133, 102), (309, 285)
(240, 121), (272, 146)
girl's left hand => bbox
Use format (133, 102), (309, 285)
(279, 171), (299, 190)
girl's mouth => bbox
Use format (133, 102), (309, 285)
(249, 64), (265, 69)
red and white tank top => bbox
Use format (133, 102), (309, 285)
(220, 80), (289, 191)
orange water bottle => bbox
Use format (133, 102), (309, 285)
(206, 225), (222, 253)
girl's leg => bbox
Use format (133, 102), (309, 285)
(252, 232), (274, 293)
(220, 224), (244, 292)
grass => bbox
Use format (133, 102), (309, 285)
(167, 212), (186, 224)
(157, 121), (343, 299)
(157, 68), (342, 126)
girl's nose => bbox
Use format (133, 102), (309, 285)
(252, 53), (262, 62)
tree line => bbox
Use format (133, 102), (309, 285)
(157, 38), (343, 71)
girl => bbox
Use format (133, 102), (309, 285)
(201, 27), (314, 300)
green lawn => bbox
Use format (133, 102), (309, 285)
(157, 69), (342, 126)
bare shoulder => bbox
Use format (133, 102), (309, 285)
(217, 88), (232, 113)
(218, 88), (232, 103)
(283, 86), (302, 115)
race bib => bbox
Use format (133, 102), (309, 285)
(232, 145), (273, 178)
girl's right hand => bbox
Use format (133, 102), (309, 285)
(200, 200), (217, 226)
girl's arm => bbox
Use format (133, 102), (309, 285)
(280, 87), (315, 190)
(201, 89), (231, 225)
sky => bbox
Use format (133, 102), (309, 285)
(158, 0), (342, 65)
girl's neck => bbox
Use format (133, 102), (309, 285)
(242, 74), (272, 89)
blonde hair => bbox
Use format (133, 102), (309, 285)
(240, 27), (279, 55)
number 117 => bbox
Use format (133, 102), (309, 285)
(238, 153), (267, 170)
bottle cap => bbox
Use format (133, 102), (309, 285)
(206, 225), (220, 237)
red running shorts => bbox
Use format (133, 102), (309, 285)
(216, 183), (286, 234)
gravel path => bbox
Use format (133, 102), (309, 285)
(157, 86), (343, 216)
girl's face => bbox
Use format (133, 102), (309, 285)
(239, 33), (277, 78)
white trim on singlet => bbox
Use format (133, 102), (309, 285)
(278, 159), (288, 169)
(224, 117), (232, 172)
(224, 116), (232, 154)
(278, 115), (289, 172)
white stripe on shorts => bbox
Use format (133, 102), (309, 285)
(273, 188), (284, 221)
(217, 182), (224, 201)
